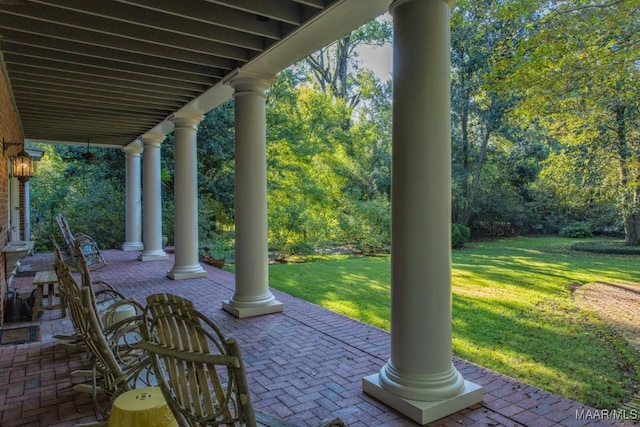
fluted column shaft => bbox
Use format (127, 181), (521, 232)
(23, 180), (31, 241)
(222, 71), (283, 318)
(363, 0), (482, 423)
(139, 134), (168, 261)
(167, 115), (207, 280)
(122, 141), (143, 251)
(9, 177), (19, 241)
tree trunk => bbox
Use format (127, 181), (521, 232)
(612, 101), (640, 246)
(624, 211), (640, 246)
(458, 125), (491, 227)
(457, 76), (471, 226)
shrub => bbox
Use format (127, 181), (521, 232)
(452, 223), (471, 248)
(559, 222), (592, 238)
(338, 195), (391, 254)
(571, 241), (640, 255)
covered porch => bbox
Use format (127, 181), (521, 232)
(0, 0), (484, 422)
(0, 249), (610, 427)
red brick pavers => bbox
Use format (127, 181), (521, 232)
(1, 250), (636, 427)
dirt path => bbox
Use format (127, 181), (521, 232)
(575, 281), (640, 352)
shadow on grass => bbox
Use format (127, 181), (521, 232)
(268, 237), (640, 408)
(452, 294), (638, 408)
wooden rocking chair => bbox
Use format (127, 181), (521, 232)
(56, 213), (107, 270)
(73, 238), (121, 312)
(51, 236), (124, 347)
(138, 294), (348, 427)
(55, 234), (158, 423)
(138, 293), (257, 427)
(52, 236), (152, 423)
(78, 285), (153, 422)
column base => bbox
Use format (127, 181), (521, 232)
(362, 374), (483, 425)
(221, 298), (283, 319)
(122, 242), (143, 251)
(138, 250), (168, 261)
(167, 265), (208, 280)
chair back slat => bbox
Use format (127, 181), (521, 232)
(140, 293), (257, 427)
(51, 235), (88, 339)
(80, 285), (153, 418)
(56, 213), (107, 270)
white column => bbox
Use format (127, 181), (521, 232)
(9, 177), (20, 241)
(122, 140), (143, 251)
(362, 0), (482, 424)
(23, 180), (30, 241)
(139, 133), (168, 261)
(222, 70), (283, 318)
(167, 114), (207, 280)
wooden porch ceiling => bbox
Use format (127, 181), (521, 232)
(0, 0), (389, 147)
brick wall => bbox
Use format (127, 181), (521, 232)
(1, 64), (25, 326)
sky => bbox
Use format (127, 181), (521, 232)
(358, 44), (393, 82)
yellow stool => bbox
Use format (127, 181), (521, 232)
(109, 387), (178, 427)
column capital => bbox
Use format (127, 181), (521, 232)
(171, 113), (204, 130)
(224, 69), (277, 96)
(122, 139), (143, 155)
(140, 133), (166, 147)
(390, 0), (453, 14)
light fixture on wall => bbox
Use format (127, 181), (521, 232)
(3, 138), (35, 183)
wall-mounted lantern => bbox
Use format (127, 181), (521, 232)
(3, 138), (35, 183)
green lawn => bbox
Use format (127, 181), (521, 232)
(268, 236), (640, 409)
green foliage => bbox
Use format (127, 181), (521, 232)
(303, 17), (392, 111)
(30, 144), (126, 250)
(508, 0), (640, 243)
(450, 0), (534, 227)
(452, 223), (471, 248)
(200, 232), (234, 260)
(197, 100), (236, 232)
(266, 69), (391, 258)
(559, 222), (593, 239)
(571, 240), (640, 256)
(338, 195), (390, 254)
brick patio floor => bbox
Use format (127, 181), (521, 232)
(0, 249), (637, 427)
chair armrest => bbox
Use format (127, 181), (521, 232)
(137, 340), (241, 368)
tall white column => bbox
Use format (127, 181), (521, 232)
(139, 133), (168, 261)
(23, 180), (30, 241)
(167, 114), (207, 280)
(363, 0), (482, 424)
(222, 70), (283, 318)
(9, 177), (20, 241)
(122, 140), (143, 251)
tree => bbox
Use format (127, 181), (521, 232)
(302, 18), (392, 129)
(197, 100), (236, 241)
(511, 0), (640, 243)
(450, 0), (538, 227)
(30, 144), (126, 249)
(266, 65), (392, 256)
(266, 73), (349, 256)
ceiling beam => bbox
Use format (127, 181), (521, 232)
(115, 0), (284, 39)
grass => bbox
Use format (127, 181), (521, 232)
(268, 236), (640, 409)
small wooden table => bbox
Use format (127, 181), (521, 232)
(32, 270), (66, 321)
